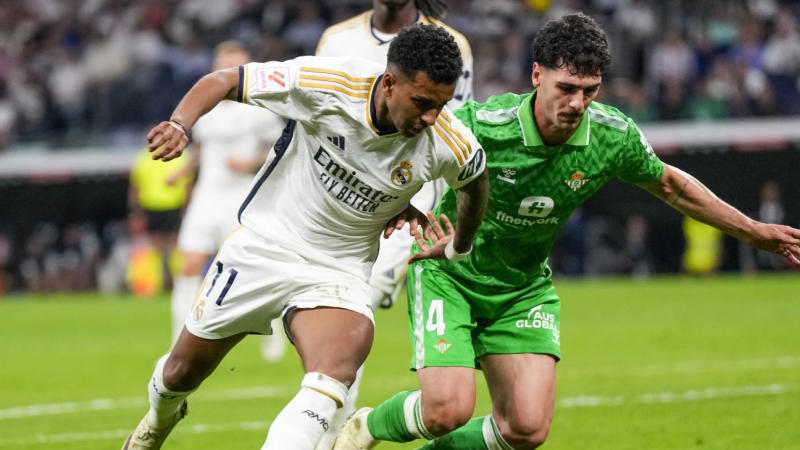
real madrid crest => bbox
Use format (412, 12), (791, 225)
(565, 171), (589, 192)
(391, 160), (414, 187)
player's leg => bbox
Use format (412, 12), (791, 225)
(419, 354), (555, 450)
(420, 282), (562, 450)
(332, 264), (478, 448)
(263, 307), (374, 449)
(171, 250), (208, 342)
(483, 353), (556, 448)
(123, 329), (246, 449)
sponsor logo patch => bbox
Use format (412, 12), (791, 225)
(515, 305), (560, 344)
(255, 67), (289, 92)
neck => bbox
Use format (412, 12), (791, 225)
(372, 2), (418, 34)
(372, 77), (395, 132)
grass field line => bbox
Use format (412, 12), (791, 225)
(558, 382), (799, 408)
(562, 355), (800, 378)
(0, 386), (289, 420)
(0, 421), (271, 447)
(1, 382), (798, 447)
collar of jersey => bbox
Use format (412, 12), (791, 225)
(368, 10), (423, 45)
(518, 90), (591, 151)
(366, 74), (400, 136)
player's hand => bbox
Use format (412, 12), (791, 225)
(408, 212), (455, 264)
(747, 223), (800, 266)
(383, 205), (431, 239)
(146, 121), (189, 161)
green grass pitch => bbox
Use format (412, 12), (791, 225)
(1, 274), (798, 449)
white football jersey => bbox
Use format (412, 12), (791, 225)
(236, 56), (485, 279)
(315, 11), (474, 109)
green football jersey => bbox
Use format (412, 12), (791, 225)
(418, 91), (664, 290)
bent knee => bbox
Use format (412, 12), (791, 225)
(162, 357), (206, 392)
(423, 400), (474, 436)
(501, 414), (552, 449)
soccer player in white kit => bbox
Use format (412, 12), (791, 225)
(170, 41), (285, 355)
(313, 2), (474, 447)
(317, 0), (473, 309)
(122, 24), (489, 450)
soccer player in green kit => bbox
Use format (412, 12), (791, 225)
(332, 12), (800, 450)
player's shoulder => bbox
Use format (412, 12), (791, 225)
(430, 108), (482, 166)
(424, 17), (472, 57)
(463, 92), (526, 124)
(587, 101), (634, 133)
(317, 11), (370, 52)
(290, 56), (382, 103)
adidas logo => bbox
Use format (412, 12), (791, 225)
(327, 135), (345, 151)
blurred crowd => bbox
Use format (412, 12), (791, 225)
(2, 0), (799, 294)
(1, 0), (800, 151)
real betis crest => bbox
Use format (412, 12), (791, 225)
(434, 339), (452, 354)
(565, 171), (589, 192)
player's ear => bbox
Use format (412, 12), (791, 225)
(383, 72), (396, 97)
(531, 62), (542, 89)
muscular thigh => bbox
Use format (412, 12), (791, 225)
(480, 353), (556, 423)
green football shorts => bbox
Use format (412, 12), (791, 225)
(406, 263), (561, 370)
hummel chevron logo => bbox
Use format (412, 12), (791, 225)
(327, 135), (345, 150)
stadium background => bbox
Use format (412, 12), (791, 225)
(0, 1), (798, 449)
(1, 0), (799, 294)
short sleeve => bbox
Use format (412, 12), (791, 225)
(434, 109), (486, 190)
(615, 119), (664, 184)
(238, 58), (319, 123)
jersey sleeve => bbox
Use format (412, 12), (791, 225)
(614, 119), (664, 184)
(238, 57), (320, 123)
(433, 109), (486, 190)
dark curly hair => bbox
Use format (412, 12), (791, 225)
(532, 13), (611, 77)
(387, 23), (462, 85)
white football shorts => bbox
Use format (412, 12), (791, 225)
(185, 226), (374, 339)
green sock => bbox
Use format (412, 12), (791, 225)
(367, 390), (433, 442)
(417, 415), (492, 450)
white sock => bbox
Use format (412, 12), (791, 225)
(315, 365), (362, 449)
(146, 354), (194, 428)
(482, 415), (515, 450)
(170, 275), (201, 343)
(262, 372), (348, 450)
(261, 318), (287, 362)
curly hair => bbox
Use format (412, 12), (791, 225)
(387, 24), (462, 85)
(532, 13), (611, 77)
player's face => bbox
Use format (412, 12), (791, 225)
(532, 62), (601, 132)
(385, 71), (455, 138)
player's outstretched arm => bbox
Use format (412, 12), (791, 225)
(640, 163), (800, 265)
(409, 168), (489, 263)
(146, 68), (240, 161)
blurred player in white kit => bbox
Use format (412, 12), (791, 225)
(170, 40), (286, 359)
